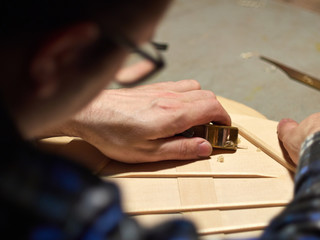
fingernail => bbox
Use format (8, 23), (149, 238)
(198, 142), (212, 157)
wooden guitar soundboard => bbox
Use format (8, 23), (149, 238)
(39, 96), (295, 239)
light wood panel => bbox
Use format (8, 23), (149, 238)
(37, 96), (295, 238)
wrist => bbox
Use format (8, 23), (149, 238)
(34, 117), (83, 139)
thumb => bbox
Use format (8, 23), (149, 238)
(154, 137), (213, 161)
(277, 118), (299, 142)
(277, 118), (300, 165)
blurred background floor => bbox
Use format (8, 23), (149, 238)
(277, 0), (320, 13)
(123, 0), (320, 122)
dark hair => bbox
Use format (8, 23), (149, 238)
(0, 0), (170, 42)
(0, 0), (170, 102)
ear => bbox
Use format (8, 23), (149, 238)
(30, 22), (99, 99)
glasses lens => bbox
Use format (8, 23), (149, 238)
(115, 43), (159, 85)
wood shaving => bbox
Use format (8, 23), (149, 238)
(240, 51), (259, 59)
(217, 156), (224, 163)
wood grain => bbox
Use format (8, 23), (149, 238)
(37, 96), (295, 238)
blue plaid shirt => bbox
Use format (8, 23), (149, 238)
(259, 131), (320, 240)
(0, 103), (196, 240)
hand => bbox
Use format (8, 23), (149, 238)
(63, 80), (231, 163)
(277, 113), (320, 165)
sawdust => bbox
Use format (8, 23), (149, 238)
(240, 51), (259, 59)
(217, 155), (224, 163)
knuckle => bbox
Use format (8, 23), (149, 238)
(153, 98), (184, 111)
(135, 145), (160, 162)
(198, 90), (217, 101)
(178, 79), (201, 89)
(178, 141), (190, 158)
(162, 91), (180, 98)
(187, 79), (201, 89)
(205, 90), (217, 99)
(153, 89), (180, 99)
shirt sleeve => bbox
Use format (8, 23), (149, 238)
(260, 131), (320, 240)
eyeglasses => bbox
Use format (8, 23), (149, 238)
(113, 36), (168, 87)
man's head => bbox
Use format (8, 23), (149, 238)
(0, 0), (171, 138)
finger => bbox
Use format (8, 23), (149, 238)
(151, 137), (213, 161)
(277, 118), (299, 142)
(277, 118), (300, 165)
(137, 79), (201, 92)
(174, 89), (231, 126)
(182, 93), (231, 126)
(168, 80), (202, 92)
(300, 113), (320, 137)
